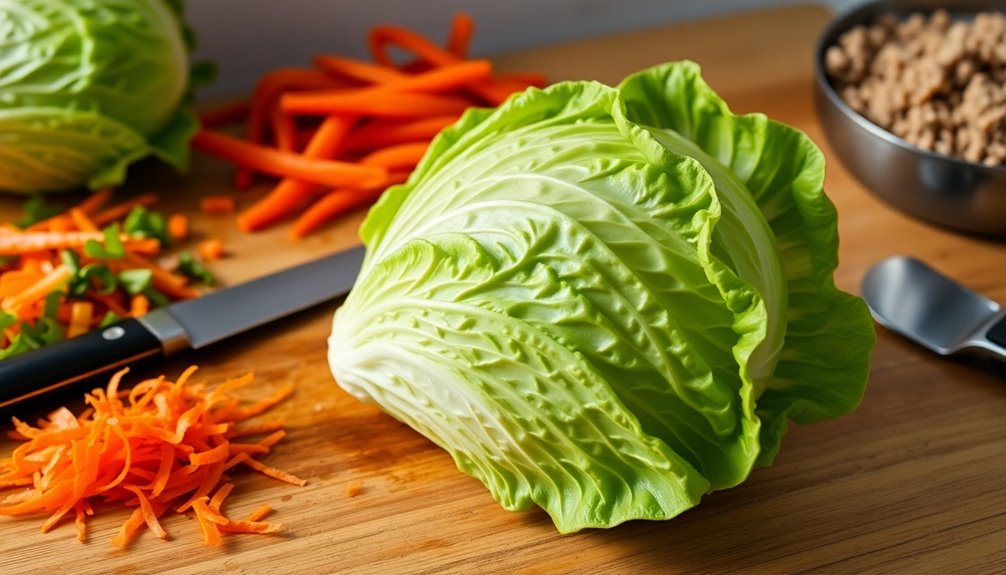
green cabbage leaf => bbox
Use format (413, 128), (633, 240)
(329, 61), (874, 532)
(0, 0), (200, 194)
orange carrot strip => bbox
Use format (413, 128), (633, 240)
(2, 264), (71, 313)
(24, 189), (113, 232)
(199, 100), (251, 128)
(247, 69), (342, 146)
(218, 519), (284, 534)
(40, 500), (75, 534)
(124, 485), (168, 539)
(92, 194), (159, 227)
(290, 170), (409, 239)
(312, 54), (405, 84)
(111, 507), (145, 548)
(257, 430), (286, 449)
(69, 208), (100, 233)
(67, 302), (94, 338)
(236, 116), (355, 232)
(245, 504), (272, 522)
(447, 13), (475, 57)
(197, 239), (225, 262)
(130, 294), (149, 317)
(280, 60), (492, 116)
(209, 483), (234, 513)
(148, 444), (175, 497)
(192, 129), (387, 188)
(242, 69), (345, 188)
(369, 25), (538, 105)
(241, 457), (306, 487)
(168, 214), (189, 241)
(227, 443), (269, 456)
(290, 187), (385, 240)
(231, 384), (296, 421)
(225, 421), (284, 438)
(281, 90), (472, 118)
(189, 443), (229, 466)
(74, 502), (87, 542)
(369, 24), (459, 67)
(0, 232), (158, 257)
(191, 498), (222, 546)
(271, 107), (298, 152)
(200, 196), (236, 215)
(75, 189), (115, 217)
(359, 142), (429, 170)
(343, 115), (458, 152)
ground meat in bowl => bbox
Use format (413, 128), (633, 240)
(825, 10), (1006, 166)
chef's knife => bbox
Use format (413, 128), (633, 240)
(0, 245), (365, 409)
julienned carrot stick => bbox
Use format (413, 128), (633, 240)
(447, 13), (475, 57)
(271, 107), (298, 152)
(192, 129), (387, 189)
(313, 54), (405, 85)
(241, 69), (345, 188)
(76, 189), (115, 216)
(368, 25), (534, 105)
(290, 170), (410, 239)
(369, 25), (458, 67)
(2, 264), (71, 313)
(248, 69), (341, 144)
(281, 60), (492, 116)
(237, 116), (356, 232)
(92, 194), (160, 227)
(359, 142), (429, 170)
(66, 301), (94, 338)
(0, 232), (159, 256)
(281, 89), (473, 118)
(290, 188), (386, 239)
(343, 115), (458, 152)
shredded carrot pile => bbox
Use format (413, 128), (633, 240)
(0, 366), (302, 547)
(194, 13), (545, 239)
(0, 191), (216, 361)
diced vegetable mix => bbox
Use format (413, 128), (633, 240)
(0, 192), (216, 360)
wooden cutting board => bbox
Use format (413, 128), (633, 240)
(3, 5), (1006, 573)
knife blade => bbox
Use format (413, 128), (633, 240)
(0, 245), (364, 409)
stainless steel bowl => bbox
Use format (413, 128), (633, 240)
(814, 0), (1006, 236)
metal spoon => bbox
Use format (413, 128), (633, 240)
(861, 256), (1006, 361)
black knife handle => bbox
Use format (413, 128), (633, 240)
(0, 318), (163, 410)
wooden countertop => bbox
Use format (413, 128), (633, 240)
(3, 5), (1006, 574)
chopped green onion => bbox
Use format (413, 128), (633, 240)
(84, 222), (126, 260)
(124, 206), (170, 246)
(118, 269), (154, 295)
(177, 251), (215, 286)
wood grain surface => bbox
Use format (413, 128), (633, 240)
(3, 5), (1006, 574)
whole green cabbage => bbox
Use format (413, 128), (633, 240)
(329, 61), (875, 532)
(0, 0), (198, 194)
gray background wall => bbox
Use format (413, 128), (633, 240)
(187, 0), (861, 97)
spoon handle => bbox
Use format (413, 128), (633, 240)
(981, 316), (1006, 361)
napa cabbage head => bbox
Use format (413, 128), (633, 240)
(329, 61), (875, 533)
(0, 0), (201, 194)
